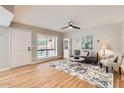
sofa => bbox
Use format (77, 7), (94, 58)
(80, 51), (98, 65)
(72, 50), (98, 65)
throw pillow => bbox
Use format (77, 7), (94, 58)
(81, 51), (89, 57)
(88, 51), (97, 58)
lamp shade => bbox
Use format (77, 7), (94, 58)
(101, 43), (108, 50)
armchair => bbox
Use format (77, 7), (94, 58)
(100, 53), (123, 73)
(113, 54), (124, 74)
(121, 56), (124, 73)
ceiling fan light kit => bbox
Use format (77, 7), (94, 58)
(68, 26), (73, 29)
(61, 21), (80, 30)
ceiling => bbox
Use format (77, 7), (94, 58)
(13, 5), (124, 33)
(0, 6), (14, 27)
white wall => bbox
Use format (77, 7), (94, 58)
(64, 23), (122, 55)
(121, 21), (124, 55)
(10, 22), (64, 62)
(0, 26), (10, 69)
(0, 22), (63, 70)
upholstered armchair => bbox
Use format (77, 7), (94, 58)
(113, 54), (124, 74)
(121, 56), (124, 73)
(100, 53), (123, 73)
(107, 53), (122, 74)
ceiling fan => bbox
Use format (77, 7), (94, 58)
(61, 21), (80, 30)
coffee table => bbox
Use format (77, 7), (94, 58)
(69, 57), (85, 62)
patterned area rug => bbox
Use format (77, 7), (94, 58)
(50, 59), (113, 88)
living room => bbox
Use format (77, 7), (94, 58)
(63, 22), (124, 87)
(0, 4), (124, 89)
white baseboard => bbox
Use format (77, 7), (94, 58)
(0, 67), (10, 72)
(0, 56), (63, 72)
(31, 56), (63, 64)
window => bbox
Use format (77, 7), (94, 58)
(37, 34), (57, 59)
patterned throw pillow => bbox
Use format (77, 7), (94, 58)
(108, 55), (118, 62)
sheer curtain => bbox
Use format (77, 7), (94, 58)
(36, 33), (57, 59)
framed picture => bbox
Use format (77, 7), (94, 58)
(81, 35), (93, 49)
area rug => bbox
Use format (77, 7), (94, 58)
(50, 59), (113, 88)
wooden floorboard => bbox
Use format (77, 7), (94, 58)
(0, 59), (123, 88)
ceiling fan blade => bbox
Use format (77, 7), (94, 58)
(61, 26), (69, 29)
(72, 25), (80, 29)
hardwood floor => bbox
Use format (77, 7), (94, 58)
(0, 59), (124, 88)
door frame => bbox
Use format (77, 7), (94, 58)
(9, 27), (32, 69)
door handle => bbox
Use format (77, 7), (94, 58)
(28, 47), (31, 51)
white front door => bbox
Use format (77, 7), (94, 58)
(11, 29), (31, 68)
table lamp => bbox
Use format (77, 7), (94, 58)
(101, 43), (108, 59)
